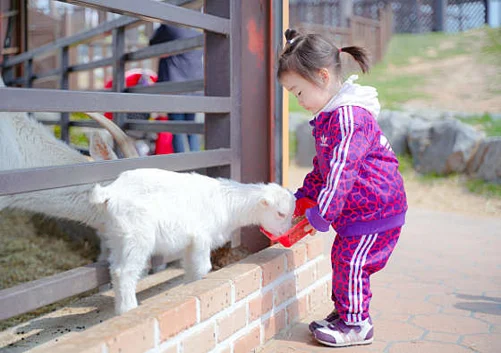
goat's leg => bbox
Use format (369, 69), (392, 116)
(108, 237), (152, 314)
(183, 241), (212, 283)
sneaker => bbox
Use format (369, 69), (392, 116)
(313, 317), (374, 347)
(308, 309), (340, 333)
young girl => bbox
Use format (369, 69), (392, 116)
(278, 29), (407, 347)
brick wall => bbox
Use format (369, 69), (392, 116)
(30, 235), (331, 353)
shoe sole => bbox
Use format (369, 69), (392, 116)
(314, 336), (374, 347)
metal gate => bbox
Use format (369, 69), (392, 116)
(0, 0), (242, 321)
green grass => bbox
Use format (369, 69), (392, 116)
(377, 31), (470, 67)
(466, 178), (501, 198)
(457, 113), (501, 137)
(53, 112), (92, 147)
(482, 27), (501, 57)
(359, 72), (429, 109)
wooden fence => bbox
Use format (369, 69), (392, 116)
(0, 0), (241, 321)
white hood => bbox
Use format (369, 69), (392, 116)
(317, 75), (381, 119)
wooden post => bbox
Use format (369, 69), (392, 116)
(60, 46), (70, 143)
(204, 0), (231, 180)
(282, 0), (290, 188)
(112, 26), (126, 129)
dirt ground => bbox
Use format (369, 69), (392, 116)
(398, 30), (501, 114)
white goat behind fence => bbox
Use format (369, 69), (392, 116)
(90, 168), (295, 314)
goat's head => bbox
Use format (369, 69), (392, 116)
(256, 183), (295, 236)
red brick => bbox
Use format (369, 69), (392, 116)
(167, 279), (231, 321)
(105, 317), (156, 353)
(249, 291), (273, 322)
(285, 244), (307, 271)
(295, 264), (316, 293)
(263, 310), (286, 341)
(306, 236), (324, 260)
(273, 278), (296, 306)
(233, 326), (261, 353)
(286, 296), (308, 326)
(308, 282), (329, 311)
(316, 256), (331, 277)
(182, 323), (216, 353)
(156, 297), (198, 341)
(217, 305), (247, 342)
(243, 249), (286, 286)
(208, 262), (262, 302)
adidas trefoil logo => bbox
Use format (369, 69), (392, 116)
(320, 134), (329, 147)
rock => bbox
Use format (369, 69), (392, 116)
(408, 118), (484, 175)
(295, 121), (316, 167)
(378, 110), (413, 155)
(467, 137), (501, 184)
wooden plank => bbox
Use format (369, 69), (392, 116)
(126, 35), (203, 62)
(58, 0), (230, 35)
(0, 149), (232, 196)
(0, 88), (230, 113)
(125, 120), (205, 134)
(0, 262), (110, 321)
(124, 79), (203, 94)
(112, 26), (126, 128)
(60, 47), (70, 142)
(69, 57), (114, 72)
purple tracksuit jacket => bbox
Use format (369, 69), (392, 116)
(296, 76), (407, 236)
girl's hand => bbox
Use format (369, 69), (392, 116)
(304, 223), (317, 236)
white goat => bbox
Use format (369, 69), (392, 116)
(0, 76), (138, 257)
(89, 168), (295, 314)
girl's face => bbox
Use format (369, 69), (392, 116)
(280, 70), (334, 114)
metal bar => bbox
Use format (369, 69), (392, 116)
(69, 57), (113, 72)
(272, 0), (282, 184)
(111, 27), (126, 131)
(0, 88), (231, 113)
(204, 0), (231, 180)
(23, 59), (33, 88)
(57, 0), (230, 35)
(1, 0), (201, 69)
(126, 35), (203, 62)
(125, 120), (205, 134)
(0, 262), (110, 321)
(230, 0), (242, 182)
(38, 120), (60, 126)
(1, 16), (135, 68)
(59, 47), (70, 143)
(32, 68), (60, 81)
(124, 79), (204, 94)
(60, 47), (70, 143)
(0, 149), (232, 196)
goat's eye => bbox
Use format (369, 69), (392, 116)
(277, 212), (286, 218)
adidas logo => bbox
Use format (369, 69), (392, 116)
(320, 134), (329, 147)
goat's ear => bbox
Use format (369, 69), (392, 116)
(89, 131), (118, 161)
(260, 197), (271, 208)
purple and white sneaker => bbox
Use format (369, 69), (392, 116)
(308, 309), (340, 333)
(313, 317), (374, 347)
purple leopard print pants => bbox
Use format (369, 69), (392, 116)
(331, 227), (401, 323)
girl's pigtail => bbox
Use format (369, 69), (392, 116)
(339, 46), (370, 73)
